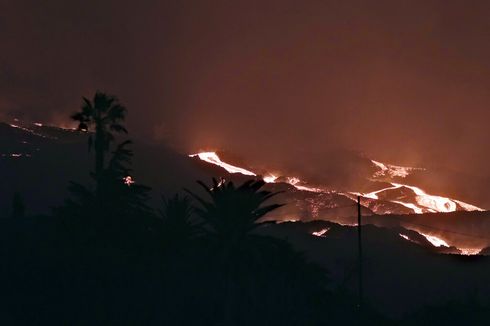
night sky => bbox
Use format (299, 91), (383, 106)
(2, 0), (490, 174)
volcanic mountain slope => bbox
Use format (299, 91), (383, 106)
(259, 221), (490, 319)
(0, 121), (216, 214)
(189, 150), (486, 216)
(189, 150), (490, 253)
(2, 120), (490, 253)
(1, 120), (487, 216)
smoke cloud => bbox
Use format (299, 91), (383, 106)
(1, 0), (490, 175)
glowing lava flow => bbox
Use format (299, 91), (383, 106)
(392, 183), (457, 213)
(371, 160), (423, 178)
(454, 200), (483, 212)
(285, 177), (323, 193)
(368, 159), (484, 213)
(263, 174), (278, 183)
(392, 201), (424, 214)
(418, 232), (450, 247)
(359, 182), (483, 214)
(191, 152), (483, 214)
(189, 152), (256, 176)
(312, 228), (330, 237)
(189, 152), (322, 192)
(399, 233), (482, 255)
(361, 183), (403, 200)
(459, 248), (481, 256)
(399, 234), (410, 241)
(9, 123), (55, 139)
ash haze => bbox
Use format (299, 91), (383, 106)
(1, 0), (490, 175)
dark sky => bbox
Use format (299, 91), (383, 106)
(1, 0), (490, 174)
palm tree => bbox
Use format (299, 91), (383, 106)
(186, 179), (331, 325)
(71, 91), (128, 183)
(58, 140), (152, 213)
(100, 140), (152, 215)
(186, 178), (283, 253)
(187, 178), (284, 324)
(11, 192), (25, 218)
(160, 194), (199, 246)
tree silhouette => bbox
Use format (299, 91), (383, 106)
(98, 140), (152, 216)
(11, 192), (25, 218)
(186, 178), (286, 324)
(59, 140), (151, 220)
(186, 178), (283, 252)
(71, 91), (127, 186)
(160, 194), (199, 249)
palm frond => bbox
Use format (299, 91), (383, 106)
(106, 104), (127, 121)
(189, 178), (284, 242)
(109, 123), (128, 134)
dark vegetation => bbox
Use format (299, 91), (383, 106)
(0, 92), (488, 325)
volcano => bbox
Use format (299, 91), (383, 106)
(188, 150), (484, 216)
(2, 119), (490, 254)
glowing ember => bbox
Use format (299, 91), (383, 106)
(418, 232), (450, 247)
(123, 175), (135, 186)
(210, 178), (226, 190)
(189, 152), (256, 176)
(33, 122), (43, 127)
(312, 228), (330, 237)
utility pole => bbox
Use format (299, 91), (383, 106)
(357, 195), (363, 312)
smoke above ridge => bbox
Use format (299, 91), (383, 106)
(1, 0), (490, 175)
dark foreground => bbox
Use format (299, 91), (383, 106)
(0, 215), (489, 326)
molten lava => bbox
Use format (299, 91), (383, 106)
(399, 234), (410, 241)
(359, 182), (483, 214)
(9, 123), (55, 139)
(286, 177), (324, 193)
(371, 160), (424, 178)
(263, 174), (278, 183)
(392, 183), (457, 213)
(189, 152), (322, 192)
(312, 228), (330, 237)
(459, 248), (481, 256)
(190, 151), (483, 218)
(418, 232), (450, 247)
(189, 152), (256, 176)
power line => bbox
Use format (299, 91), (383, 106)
(357, 196), (363, 312)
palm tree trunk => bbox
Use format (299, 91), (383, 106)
(95, 126), (105, 191)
